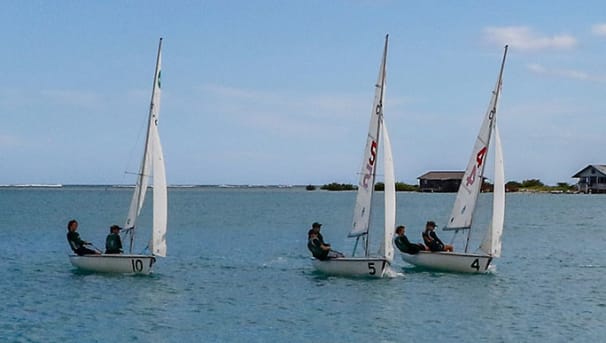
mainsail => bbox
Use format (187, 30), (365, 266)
(124, 38), (167, 256)
(350, 34), (388, 239)
(445, 46), (507, 233)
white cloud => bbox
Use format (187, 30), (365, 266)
(527, 63), (606, 82)
(591, 23), (606, 36)
(484, 26), (576, 51)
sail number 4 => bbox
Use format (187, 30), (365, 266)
(470, 258), (493, 271)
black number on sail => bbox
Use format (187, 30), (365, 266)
(368, 262), (376, 275)
(132, 259), (144, 272)
(470, 259), (480, 271)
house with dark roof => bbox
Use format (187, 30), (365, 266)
(417, 171), (465, 192)
(572, 164), (606, 193)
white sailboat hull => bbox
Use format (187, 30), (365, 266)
(399, 251), (493, 274)
(69, 254), (156, 275)
(312, 257), (391, 278)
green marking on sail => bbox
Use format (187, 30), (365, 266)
(157, 70), (162, 88)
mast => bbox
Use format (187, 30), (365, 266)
(124, 37), (163, 253)
(365, 34), (388, 256)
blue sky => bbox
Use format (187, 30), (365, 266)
(2, 1), (606, 185)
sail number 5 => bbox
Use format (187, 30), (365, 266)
(368, 262), (376, 275)
(368, 261), (386, 275)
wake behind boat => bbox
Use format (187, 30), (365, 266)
(69, 38), (167, 275)
(400, 45), (508, 274)
(311, 35), (396, 278)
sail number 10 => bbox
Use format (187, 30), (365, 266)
(131, 259), (144, 272)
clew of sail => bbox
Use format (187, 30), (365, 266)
(480, 124), (504, 257)
(350, 35), (388, 238)
(379, 121), (396, 262)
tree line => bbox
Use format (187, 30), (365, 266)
(312, 179), (577, 192)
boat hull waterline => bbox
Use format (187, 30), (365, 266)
(400, 251), (493, 274)
(312, 257), (391, 278)
(69, 254), (156, 274)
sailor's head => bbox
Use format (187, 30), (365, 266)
(312, 222), (322, 232)
(426, 221), (437, 230)
(308, 229), (317, 238)
(395, 225), (405, 235)
(110, 225), (122, 233)
(67, 219), (78, 231)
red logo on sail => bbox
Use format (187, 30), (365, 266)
(362, 140), (378, 188)
(466, 146), (487, 187)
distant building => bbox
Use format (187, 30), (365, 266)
(417, 171), (465, 192)
(572, 164), (606, 193)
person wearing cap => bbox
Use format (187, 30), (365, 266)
(105, 225), (123, 254)
(66, 219), (99, 255)
(422, 221), (453, 252)
(394, 225), (427, 254)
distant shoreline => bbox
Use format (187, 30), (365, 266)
(0, 184), (309, 189)
(0, 184), (588, 194)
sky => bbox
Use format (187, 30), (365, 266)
(1, 1), (606, 186)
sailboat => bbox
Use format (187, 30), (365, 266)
(69, 38), (167, 275)
(400, 46), (508, 274)
(312, 34), (396, 278)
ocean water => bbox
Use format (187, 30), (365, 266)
(1, 186), (605, 342)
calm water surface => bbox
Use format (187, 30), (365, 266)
(1, 187), (605, 342)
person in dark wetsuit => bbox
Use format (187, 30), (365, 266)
(394, 225), (427, 254)
(307, 222), (344, 260)
(307, 230), (331, 260)
(105, 225), (123, 254)
(422, 220), (453, 252)
(310, 222), (328, 246)
(66, 219), (99, 255)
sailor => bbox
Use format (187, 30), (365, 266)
(66, 219), (99, 255)
(105, 225), (123, 254)
(311, 222), (328, 246)
(307, 223), (344, 260)
(422, 221), (454, 252)
(307, 229), (330, 260)
(393, 225), (426, 254)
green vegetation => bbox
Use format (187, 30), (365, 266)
(321, 182), (418, 191)
(376, 182), (418, 191)
(396, 182), (418, 192)
(321, 179), (577, 193)
(305, 184), (316, 191)
(505, 179), (576, 193)
(320, 182), (356, 191)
